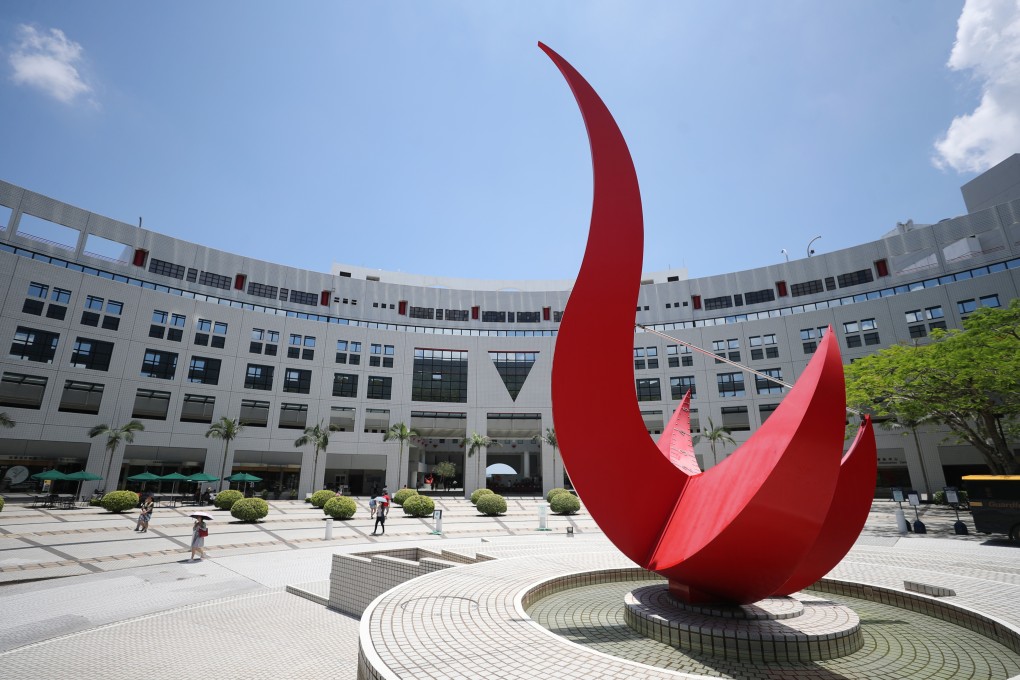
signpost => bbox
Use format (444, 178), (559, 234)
(944, 486), (968, 535)
(907, 490), (926, 534)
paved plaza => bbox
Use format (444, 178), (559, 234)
(0, 496), (1017, 679)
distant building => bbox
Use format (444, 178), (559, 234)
(1, 160), (1018, 497)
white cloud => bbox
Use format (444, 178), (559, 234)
(934, 0), (1020, 173)
(9, 24), (93, 105)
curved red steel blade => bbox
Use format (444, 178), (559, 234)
(774, 416), (878, 595)
(542, 43), (850, 604)
(542, 41), (690, 566)
(657, 391), (701, 475)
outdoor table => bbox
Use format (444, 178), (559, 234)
(56, 495), (75, 509)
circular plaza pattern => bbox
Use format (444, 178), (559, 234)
(528, 578), (1020, 679)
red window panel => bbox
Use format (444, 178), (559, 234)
(320, 290), (330, 306)
(132, 249), (148, 267)
(874, 259), (889, 277)
(691, 295), (701, 310)
(543, 307), (551, 321)
(398, 300), (407, 315)
(776, 281), (788, 297)
(471, 306), (480, 320)
(235, 274), (247, 290)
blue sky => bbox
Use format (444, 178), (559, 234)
(2, 1), (1018, 282)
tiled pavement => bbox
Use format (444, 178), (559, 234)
(0, 497), (1017, 679)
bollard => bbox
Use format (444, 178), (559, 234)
(894, 507), (909, 535)
(325, 518), (333, 540)
(566, 526), (574, 538)
(537, 502), (550, 531)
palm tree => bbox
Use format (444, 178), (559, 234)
(294, 420), (340, 491)
(88, 421), (145, 489)
(532, 427), (558, 485)
(463, 432), (499, 492)
(0, 412), (14, 429)
(206, 417), (243, 491)
(693, 418), (736, 466)
(383, 422), (419, 489)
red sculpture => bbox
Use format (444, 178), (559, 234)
(542, 42), (877, 604)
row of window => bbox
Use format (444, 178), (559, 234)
(635, 369), (786, 402)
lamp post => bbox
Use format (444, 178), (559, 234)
(807, 236), (821, 257)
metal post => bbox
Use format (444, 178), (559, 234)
(537, 501), (550, 531)
(325, 518), (333, 540)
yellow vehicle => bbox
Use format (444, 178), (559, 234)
(962, 475), (1020, 542)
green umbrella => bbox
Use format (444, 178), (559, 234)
(31, 469), (70, 481)
(64, 470), (103, 500)
(127, 472), (162, 481)
(186, 472), (220, 482)
(226, 472), (262, 482)
(159, 472), (189, 495)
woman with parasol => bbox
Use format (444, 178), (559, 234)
(189, 511), (212, 561)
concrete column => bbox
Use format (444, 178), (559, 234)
(523, 451), (530, 478)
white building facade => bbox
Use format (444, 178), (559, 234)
(1, 157), (1019, 498)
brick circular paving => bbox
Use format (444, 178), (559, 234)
(528, 578), (1020, 679)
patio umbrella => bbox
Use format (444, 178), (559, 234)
(226, 472), (262, 491)
(64, 470), (103, 500)
(485, 463), (517, 476)
(185, 472), (220, 482)
(31, 469), (71, 481)
(127, 472), (162, 481)
(159, 472), (189, 495)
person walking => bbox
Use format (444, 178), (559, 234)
(370, 492), (389, 535)
(191, 516), (208, 561)
(135, 493), (154, 532)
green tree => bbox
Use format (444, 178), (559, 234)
(432, 460), (456, 488)
(88, 421), (145, 488)
(532, 427), (559, 484)
(295, 420), (341, 490)
(845, 299), (1020, 474)
(0, 412), (14, 429)
(206, 417), (244, 491)
(383, 422), (419, 489)
(463, 432), (500, 491)
(693, 418), (736, 465)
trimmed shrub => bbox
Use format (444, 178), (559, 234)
(393, 488), (418, 506)
(101, 490), (139, 513)
(933, 489), (969, 506)
(89, 497), (103, 507)
(323, 495), (357, 519)
(214, 489), (244, 511)
(403, 494), (435, 518)
(309, 489), (336, 508)
(0, 495), (5, 513)
(546, 487), (569, 503)
(231, 497), (269, 522)
(550, 492), (580, 515)
(476, 493), (507, 516)
(470, 488), (494, 505)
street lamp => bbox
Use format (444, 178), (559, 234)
(807, 236), (821, 257)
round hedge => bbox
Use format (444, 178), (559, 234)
(0, 495), (5, 513)
(403, 494), (435, 518)
(323, 495), (357, 519)
(231, 497), (269, 522)
(546, 487), (568, 502)
(470, 488), (494, 505)
(101, 490), (139, 513)
(550, 491), (580, 515)
(309, 489), (336, 508)
(214, 489), (244, 510)
(476, 493), (507, 516)
(392, 488), (418, 506)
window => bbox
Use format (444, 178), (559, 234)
(244, 364), (274, 390)
(247, 281), (278, 299)
(187, 356), (222, 385)
(51, 287), (71, 304)
(214, 321), (228, 335)
(803, 341), (817, 354)
(336, 339), (362, 364)
(980, 294), (1001, 308)
(153, 310), (168, 324)
(170, 313), (186, 327)
(759, 403), (779, 423)
(926, 306), (944, 319)
(132, 389), (171, 420)
(670, 375), (696, 400)
(149, 258), (186, 279)
(720, 406), (750, 431)
(837, 269), (874, 288)
(364, 408), (390, 433)
(717, 372), (745, 397)
(71, 337), (114, 371)
(141, 349), (178, 380)
(412, 349), (468, 402)
(0, 372), (47, 409)
(28, 282), (49, 299)
(330, 406), (356, 431)
(197, 319), (212, 332)
(240, 399), (270, 427)
(800, 328), (816, 341)
(633, 346), (645, 370)
(755, 368), (784, 395)
(905, 310), (923, 323)
(958, 299), (977, 314)
(283, 368), (312, 394)
(843, 321), (859, 333)
(846, 335), (862, 348)
(180, 394), (215, 424)
(636, 378), (661, 402)
(383, 345), (395, 368)
(863, 332), (881, 345)
(9, 327), (60, 363)
(106, 300), (123, 315)
(59, 380), (104, 414)
(84, 295), (104, 311)
(333, 373), (359, 398)
(908, 325), (927, 339)
(367, 375), (393, 400)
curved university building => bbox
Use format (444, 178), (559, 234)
(1, 156), (1019, 499)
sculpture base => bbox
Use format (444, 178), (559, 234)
(625, 583), (862, 662)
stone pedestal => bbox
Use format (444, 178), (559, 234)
(624, 583), (862, 662)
